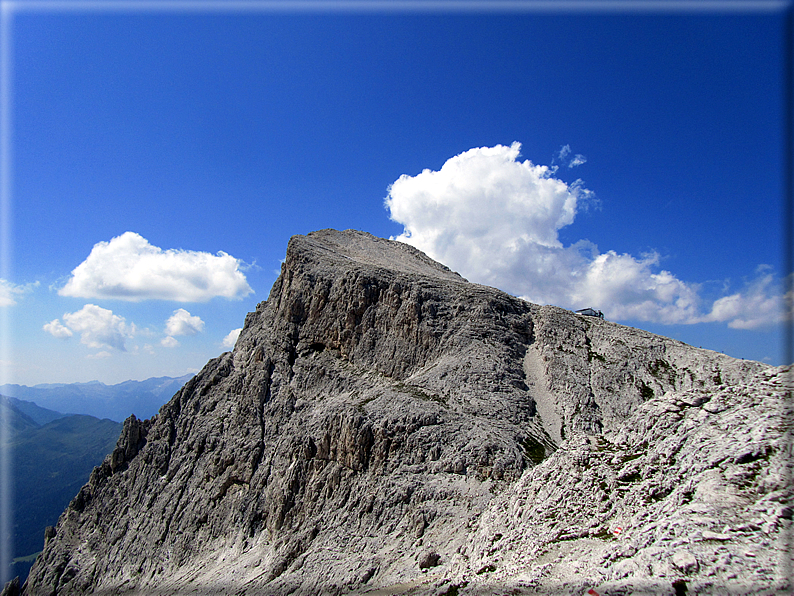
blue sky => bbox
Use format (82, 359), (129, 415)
(0, 1), (790, 386)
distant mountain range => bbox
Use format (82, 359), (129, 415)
(0, 395), (123, 584)
(0, 375), (191, 584)
(0, 375), (193, 422)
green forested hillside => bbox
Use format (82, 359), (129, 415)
(2, 397), (121, 583)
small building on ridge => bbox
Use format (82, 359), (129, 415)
(575, 307), (604, 319)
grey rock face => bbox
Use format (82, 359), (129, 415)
(22, 230), (790, 595)
(457, 364), (792, 595)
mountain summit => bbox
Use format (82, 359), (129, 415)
(22, 230), (791, 595)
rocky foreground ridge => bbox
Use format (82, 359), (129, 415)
(20, 230), (793, 595)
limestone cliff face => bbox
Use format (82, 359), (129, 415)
(22, 230), (789, 596)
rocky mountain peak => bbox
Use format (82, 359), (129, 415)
(20, 230), (790, 595)
(286, 229), (467, 283)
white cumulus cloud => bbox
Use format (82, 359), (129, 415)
(45, 304), (135, 351)
(58, 232), (253, 302)
(42, 304), (136, 357)
(222, 328), (242, 349)
(43, 319), (73, 339)
(165, 308), (205, 336)
(385, 142), (788, 330)
(703, 268), (792, 330)
(161, 336), (180, 348)
(63, 305), (135, 351)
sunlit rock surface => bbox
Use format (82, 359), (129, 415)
(22, 230), (791, 595)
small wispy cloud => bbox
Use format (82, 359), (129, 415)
(0, 279), (39, 307)
(58, 232), (253, 302)
(555, 144), (586, 168)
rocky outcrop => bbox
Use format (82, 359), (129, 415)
(457, 365), (793, 595)
(22, 230), (790, 595)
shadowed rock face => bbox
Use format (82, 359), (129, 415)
(22, 230), (789, 596)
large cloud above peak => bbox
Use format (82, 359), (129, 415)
(386, 143), (788, 329)
(386, 143), (585, 258)
(59, 232), (253, 302)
